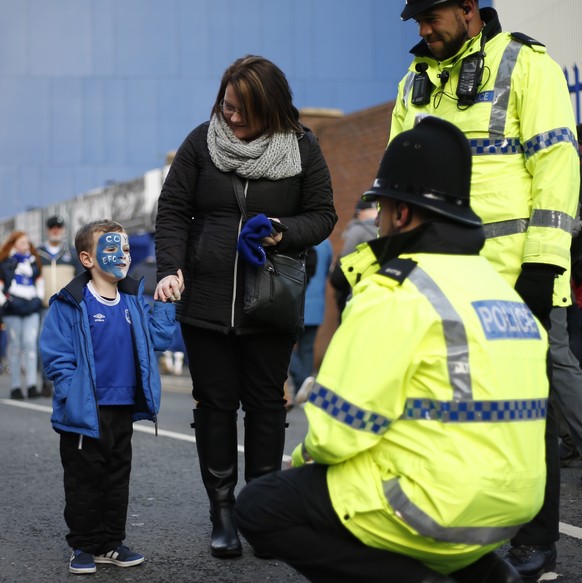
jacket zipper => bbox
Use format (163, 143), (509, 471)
(138, 302), (158, 436)
(231, 178), (249, 327)
(77, 294), (101, 439)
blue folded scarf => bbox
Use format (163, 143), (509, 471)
(237, 213), (272, 267)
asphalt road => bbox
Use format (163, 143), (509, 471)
(1, 374), (581, 583)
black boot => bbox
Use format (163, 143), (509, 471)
(242, 409), (288, 558)
(504, 544), (556, 582)
(27, 385), (41, 399)
(193, 408), (242, 558)
(243, 409), (287, 483)
(10, 388), (24, 400)
(451, 552), (523, 583)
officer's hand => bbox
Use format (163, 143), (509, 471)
(514, 264), (559, 327)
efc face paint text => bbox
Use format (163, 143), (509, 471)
(96, 232), (131, 279)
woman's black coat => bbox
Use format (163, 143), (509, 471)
(155, 122), (337, 334)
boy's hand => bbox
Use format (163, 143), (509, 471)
(155, 269), (184, 302)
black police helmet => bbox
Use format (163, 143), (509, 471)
(401, 0), (456, 21)
(363, 116), (482, 227)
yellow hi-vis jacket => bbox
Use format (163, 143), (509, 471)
(292, 248), (549, 574)
(390, 10), (580, 306)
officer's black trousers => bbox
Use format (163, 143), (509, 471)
(59, 406), (133, 554)
(235, 464), (448, 583)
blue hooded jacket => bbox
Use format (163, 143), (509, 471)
(40, 271), (176, 438)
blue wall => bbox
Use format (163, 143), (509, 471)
(0, 0), (492, 219)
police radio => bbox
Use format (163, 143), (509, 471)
(456, 51), (485, 105)
(456, 29), (487, 106)
(411, 63), (433, 106)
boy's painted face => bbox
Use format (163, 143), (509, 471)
(95, 232), (131, 279)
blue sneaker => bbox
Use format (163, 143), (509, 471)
(69, 550), (96, 574)
(94, 545), (145, 567)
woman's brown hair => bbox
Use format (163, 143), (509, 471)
(0, 230), (42, 272)
(211, 55), (302, 138)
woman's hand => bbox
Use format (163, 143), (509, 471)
(263, 232), (282, 247)
(154, 269), (185, 302)
(263, 218), (284, 247)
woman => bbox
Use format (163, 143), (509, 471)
(154, 55), (336, 558)
(0, 231), (44, 399)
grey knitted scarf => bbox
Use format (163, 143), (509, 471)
(207, 114), (302, 180)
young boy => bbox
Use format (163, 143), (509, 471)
(40, 220), (178, 575)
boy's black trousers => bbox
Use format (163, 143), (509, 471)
(59, 406), (133, 554)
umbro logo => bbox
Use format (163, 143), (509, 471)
(93, 313), (106, 323)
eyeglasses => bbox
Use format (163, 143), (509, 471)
(219, 99), (246, 122)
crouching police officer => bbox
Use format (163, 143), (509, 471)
(234, 117), (549, 583)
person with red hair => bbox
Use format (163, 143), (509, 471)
(0, 230), (44, 399)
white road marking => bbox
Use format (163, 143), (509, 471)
(0, 399), (291, 461)
(133, 421), (292, 461)
(3, 399), (579, 531)
(558, 521), (582, 539)
(1, 400), (52, 413)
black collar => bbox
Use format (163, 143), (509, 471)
(368, 220), (485, 266)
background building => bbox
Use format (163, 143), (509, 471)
(0, 0), (579, 366)
(0, 0), (427, 220)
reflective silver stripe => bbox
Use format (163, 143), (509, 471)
(483, 218), (528, 239)
(402, 71), (415, 106)
(308, 384), (391, 434)
(468, 137), (523, 156)
(484, 212), (574, 239)
(480, 40), (578, 165)
(408, 268), (472, 400)
(383, 478), (521, 545)
(401, 397), (547, 422)
(523, 127), (578, 159)
(530, 209), (574, 233)
(488, 40), (522, 137)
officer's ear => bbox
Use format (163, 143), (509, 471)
(460, 1), (474, 19)
(395, 203), (407, 225)
(396, 203), (417, 229)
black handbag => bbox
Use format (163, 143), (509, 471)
(232, 175), (306, 336)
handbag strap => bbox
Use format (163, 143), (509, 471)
(232, 174), (248, 221)
(232, 174), (307, 261)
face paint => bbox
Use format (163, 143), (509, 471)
(96, 232), (131, 279)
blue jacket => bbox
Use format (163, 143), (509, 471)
(40, 272), (176, 438)
(304, 239), (333, 326)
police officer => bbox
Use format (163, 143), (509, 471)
(235, 117), (547, 583)
(393, 1), (580, 578)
